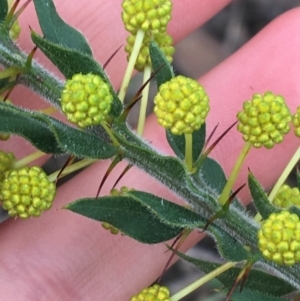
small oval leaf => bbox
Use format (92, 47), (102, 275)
(0, 0), (8, 23)
(33, 0), (92, 55)
(149, 40), (174, 88)
(248, 172), (279, 219)
(65, 195), (183, 244)
(39, 115), (117, 159)
(0, 102), (63, 153)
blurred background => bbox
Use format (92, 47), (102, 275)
(150, 1), (300, 300)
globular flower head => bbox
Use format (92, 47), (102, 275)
(130, 284), (171, 301)
(273, 184), (300, 209)
(1, 166), (56, 219)
(0, 150), (15, 182)
(125, 32), (174, 71)
(292, 106), (300, 138)
(122, 0), (172, 35)
(258, 211), (300, 266)
(61, 73), (113, 128)
(237, 92), (291, 149)
(154, 75), (209, 135)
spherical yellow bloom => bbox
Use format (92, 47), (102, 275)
(154, 75), (209, 135)
(237, 92), (291, 148)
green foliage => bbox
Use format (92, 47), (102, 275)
(149, 39), (174, 88)
(248, 172), (280, 219)
(65, 194), (184, 244)
(33, 0), (92, 55)
(0, 0), (8, 23)
(176, 252), (295, 298)
(221, 288), (291, 301)
(0, 102), (117, 158)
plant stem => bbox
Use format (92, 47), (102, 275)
(47, 158), (97, 182)
(101, 121), (120, 147)
(118, 29), (145, 103)
(13, 150), (45, 168)
(268, 146), (300, 202)
(137, 65), (151, 135)
(218, 142), (252, 205)
(185, 133), (193, 172)
(170, 261), (237, 301)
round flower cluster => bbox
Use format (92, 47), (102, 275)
(121, 0), (174, 71)
(292, 106), (300, 138)
(273, 185), (300, 209)
(258, 211), (300, 266)
(130, 284), (171, 301)
(154, 75), (209, 135)
(237, 92), (291, 148)
(125, 32), (174, 72)
(1, 166), (56, 219)
(61, 73), (113, 128)
(122, 0), (172, 35)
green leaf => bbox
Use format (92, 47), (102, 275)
(0, 78), (9, 90)
(0, 102), (63, 153)
(208, 224), (249, 261)
(197, 157), (244, 210)
(199, 157), (227, 194)
(65, 195), (183, 244)
(33, 0), (92, 55)
(31, 32), (122, 117)
(36, 114), (117, 159)
(176, 252), (295, 297)
(149, 40), (174, 88)
(166, 123), (206, 161)
(0, 0), (8, 23)
(127, 190), (205, 228)
(127, 191), (248, 261)
(289, 205), (300, 218)
(0, 102), (117, 159)
(248, 172), (279, 219)
(220, 288), (290, 301)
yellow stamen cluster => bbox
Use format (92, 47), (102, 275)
(292, 106), (300, 138)
(130, 284), (171, 301)
(61, 73), (113, 128)
(258, 211), (300, 266)
(1, 166), (56, 219)
(154, 75), (209, 135)
(122, 0), (174, 71)
(125, 32), (174, 72)
(237, 92), (291, 148)
(122, 0), (172, 35)
(273, 185), (300, 209)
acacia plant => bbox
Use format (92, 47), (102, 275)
(1, 0), (300, 300)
